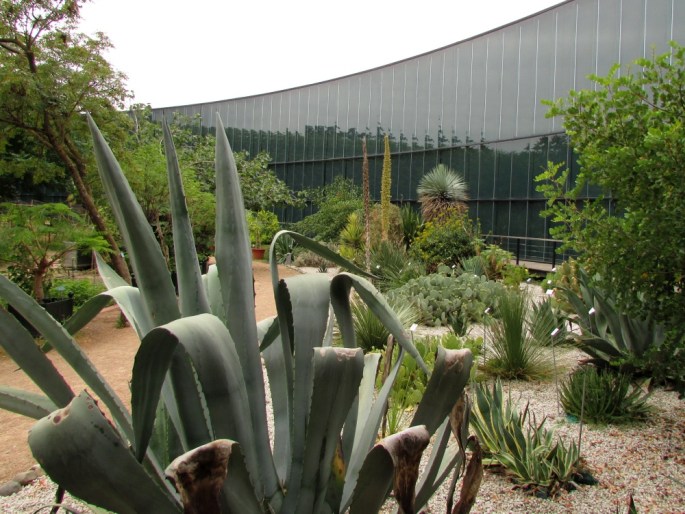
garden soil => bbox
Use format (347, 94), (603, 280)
(0, 261), (301, 483)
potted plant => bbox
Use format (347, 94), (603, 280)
(246, 209), (280, 260)
(0, 202), (109, 333)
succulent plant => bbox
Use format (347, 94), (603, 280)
(0, 114), (479, 513)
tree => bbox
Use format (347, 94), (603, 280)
(417, 164), (469, 222)
(0, 0), (132, 282)
(536, 42), (685, 330)
(380, 133), (392, 241)
(0, 202), (109, 301)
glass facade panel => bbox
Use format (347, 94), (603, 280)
(500, 27), (520, 140)
(483, 34), (503, 142)
(620, 0), (647, 64)
(151, 0), (682, 258)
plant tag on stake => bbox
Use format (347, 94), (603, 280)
(588, 307), (596, 315)
(409, 323), (418, 332)
(551, 328), (560, 338)
(546, 289), (554, 296)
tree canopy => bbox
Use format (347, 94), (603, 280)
(0, 0), (131, 280)
(537, 42), (685, 330)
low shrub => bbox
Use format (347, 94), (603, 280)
(48, 278), (106, 310)
(482, 289), (553, 381)
(387, 267), (504, 327)
(410, 211), (478, 272)
(471, 379), (582, 497)
(371, 241), (424, 291)
(351, 295), (419, 352)
(560, 366), (651, 424)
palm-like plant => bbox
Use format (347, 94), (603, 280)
(417, 164), (469, 222)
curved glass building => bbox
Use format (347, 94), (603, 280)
(152, 0), (683, 262)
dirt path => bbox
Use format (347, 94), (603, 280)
(0, 262), (301, 483)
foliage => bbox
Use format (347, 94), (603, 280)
(47, 278), (105, 310)
(478, 244), (513, 280)
(482, 289), (553, 381)
(417, 164), (469, 222)
(235, 151), (304, 212)
(528, 297), (569, 347)
(294, 177), (363, 242)
(339, 212), (365, 265)
(411, 210), (478, 273)
(370, 240), (424, 292)
(350, 296), (418, 353)
(293, 246), (337, 269)
(471, 379), (581, 496)
(272, 233), (298, 264)
(555, 269), (666, 373)
(380, 134), (392, 241)
(560, 366), (651, 425)
(0, 0), (131, 281)
(382, 334), (480, 435)
(399, 204), (422, 250)
(388, 267), (504, 328)
(0, 116), (479, 513)
(536, 42), (685, 332)
(0, 203), (109, 301)
(246, 210), (280, 247)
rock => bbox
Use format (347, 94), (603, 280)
(13, 469), (39, 486)
(0, 480), (21, 497)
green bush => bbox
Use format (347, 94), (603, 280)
(294, 177), (363, 242)
(388, 267), (504, 327)
(48, 278), (106, 310)
(482, 289), (553, 381)
(382, 333), (480, 435)
(560, 366), (651, 424)
(399, 204), (422, 249)
(410, 212), (478, 272)
(246, 210), (280, 247)
(351, 296), (419, 352)
(370, 241), (424, 291)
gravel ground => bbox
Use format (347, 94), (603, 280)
(3, 346), (683, 513)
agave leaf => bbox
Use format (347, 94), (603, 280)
(0, 278), (131, 438)
(29, 391), (181, 513)
(330, 272), (428, 373)
(348, 425), (430, 514)
(257, 315), (280, 352)
(284, 347), (364, 514)
(203, 264), (226, 322)
(94, 252), (129, 290)
(131, 313), (262, 491)
(87, 114), (180, 327)
(214, 114), (278, 501)
(0, 386), (57, 419)
(163, 119), (210, 317)
(0, 306), (73, 407)
(343, 353), (381, 456)
(269, 230), (374, 283)
(341, 347), (406, 512)
(411, 348), (473, 434)
(165, 440), (262, 514)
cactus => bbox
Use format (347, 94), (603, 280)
(0, 114), (478, 513)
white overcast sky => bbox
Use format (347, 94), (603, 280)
(78, 0), (562, 108)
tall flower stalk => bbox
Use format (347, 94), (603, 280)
(381, 134), (392, 241)
(362, 137), (371, 271)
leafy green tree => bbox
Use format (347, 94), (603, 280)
(536, 42), (685, 330)
(0, 0), (131, 282)
(0, 202), (109, 301)
(295, 177), (363, 242)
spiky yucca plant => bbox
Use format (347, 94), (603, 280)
(0, 114), (480, 514)
(417, 164), (469, 222)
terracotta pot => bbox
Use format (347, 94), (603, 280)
(251, 247), (266, 260)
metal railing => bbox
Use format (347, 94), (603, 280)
(483, 235), (570, 268)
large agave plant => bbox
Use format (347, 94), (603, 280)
(0, 114), (478, 513)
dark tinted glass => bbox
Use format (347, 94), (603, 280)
(478, 144), (495, 200)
